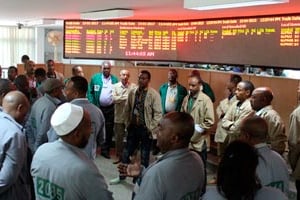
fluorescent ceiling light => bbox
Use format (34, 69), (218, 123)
(184, 0), (289, 10)
(25, 19), (63, 27)
(0, 20), (17, 26)
(80, 9), (133, 20)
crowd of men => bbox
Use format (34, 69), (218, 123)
(0, 57), (299, 199)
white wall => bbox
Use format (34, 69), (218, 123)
(35, 27), (45, 63)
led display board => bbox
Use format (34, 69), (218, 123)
(64, 14), (300, 68)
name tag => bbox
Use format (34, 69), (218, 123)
(267, 181), (284, 192)
(168, 96), (175, 103)
(94, 85), (100, 91)
(36, 176), (65, 200)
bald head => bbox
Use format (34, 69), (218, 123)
(255, 87), (273, 102)
(250, 87), (273, 111)
(157, 111), (195, 153)
(166, 112), (195, 145)
(240, 116), (268, 144)
(3, 91), (30, 123)
(72, 65), (84, 77)
(101, 61), (112, 78)
(120, 69), (129, 75)
(119, 69), (130, 85)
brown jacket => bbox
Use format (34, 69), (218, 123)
(216, 98), (254, 143)
(112, 82), (136, 123)
(181, 92), (215, 152)
(256, 105), (286, 154)
(288, 105), (300, 179)
(216, 95), (237, 119)
(124, 87), (162, 135)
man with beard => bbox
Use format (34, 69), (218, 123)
(112, 69), (136, 163)
(26, 78), (64, 153)
(31, 103), (113, 200)
(216, 80), (255, 150)
(24, 60), (37, 102)
(181, 74), (214, 180)
(119, 112), (205, 200)
(110, 70), (162, 185)
(46, 59), (64, 82)
(47, 76), (106, 160)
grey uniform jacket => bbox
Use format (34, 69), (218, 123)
(134, 148), (205, 200)
(47, 98), (106, 160)
(255, 143), (289, 196)
(26, 93), (61, 153)
(31, 139), (113, 200)
(0, 112), (32, 200)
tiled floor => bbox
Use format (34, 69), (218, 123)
(95, 151), (298, 200)
(94, 152), (217, 200)
(95, 155), (134, 200)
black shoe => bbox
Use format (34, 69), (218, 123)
(101, 152), (111, 159)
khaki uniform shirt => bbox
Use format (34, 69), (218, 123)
(288, 105), (300, 179)
(124, 87), (162, 137)
(256, 105), (286, 154)
(216, 95), (237, 119)
(181, 92), (215, 152)
(215, 99), (254, 143)
(112, 82), (136, 123)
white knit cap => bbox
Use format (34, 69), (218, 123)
(50, 103), (84, 136)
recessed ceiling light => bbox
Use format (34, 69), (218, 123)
(184, 0), (289, 10)
(80, 9), (133, 20)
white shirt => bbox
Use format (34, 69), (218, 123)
(165, 84), (178, 113)
(99, 75), (113, 106)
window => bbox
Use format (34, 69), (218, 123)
(0, 27), (35, 67)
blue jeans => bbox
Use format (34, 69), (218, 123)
(122, 124), (152, 167)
